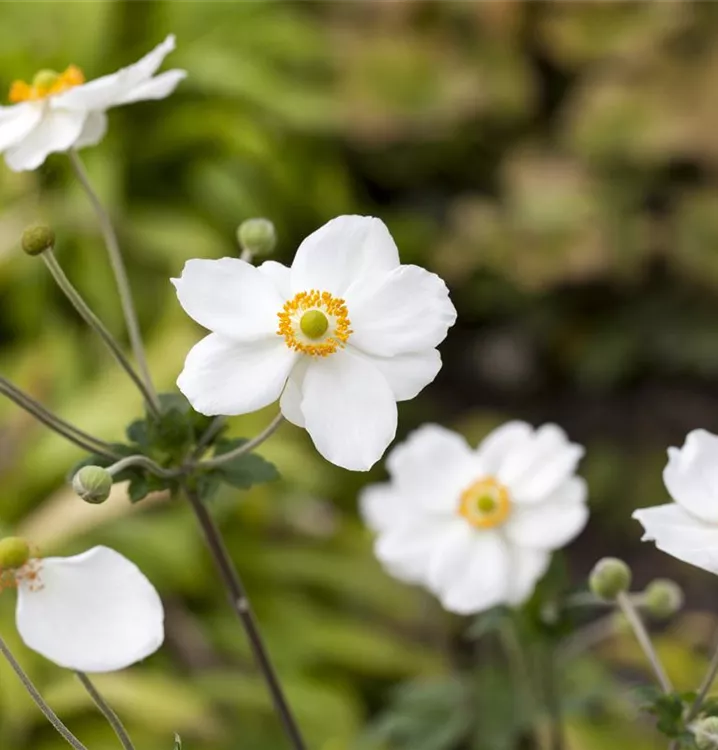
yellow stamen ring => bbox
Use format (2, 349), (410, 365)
(278, 289), (352, 357)
(9, 65), (85, 103)
(458, 476), (512, 529)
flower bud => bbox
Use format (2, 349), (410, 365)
(589, 557), (631, 601)
(0, 537), (31, 570)
(644, 579), (684, 619)
(694, 716), (718, 750)
(72, 466), (113, 504)
(237, 218), (276, 258)
(21, 225), (55, 256)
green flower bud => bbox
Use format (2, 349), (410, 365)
(694, 716), (718, 750)
(0, 537), (31, 570)
(237, 218), (276, 258)
(589, 557), (632, 601)
(72, 466), (113, 504)
(644, 579), (684, 619)
(21, 225), (55, 256)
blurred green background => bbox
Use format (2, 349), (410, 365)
(2, 1), (718, 748)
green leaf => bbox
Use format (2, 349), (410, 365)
(211, 438), (280, 490)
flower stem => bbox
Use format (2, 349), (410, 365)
(41, 249), (159, 417)
(686, 627), (718, 722)
(194, 413), (284, 470)
(76, 672), (136, 750)
(0, 634), (88, 750)
(68, 150), (159, 414)
(106, 454), (177, 479)
(616, 592), (673, 693)
(183, 485), (306, 750)
(542, 642), (564, 750)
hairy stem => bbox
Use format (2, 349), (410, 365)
(76, 672), (135, 750)
(106, 454), (177, 479)
(194, 413), (283, 470)
(68, 150), (159, 413)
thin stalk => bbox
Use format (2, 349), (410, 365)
(106, 454), (177, 479)
(542, 642), (564, 750)
(616, 592), (673, 693)
(0, 634), (88, 750)
(41, 249), (159, 417)
(558, 612), (619, 662)
(686, 627), (718, 722)
(68, 150), (159, 413)
(76, 672), (135, 750)
(183, 486), (306, 750)
(194, 413), (283, 470)
(191, 416), (226, 459)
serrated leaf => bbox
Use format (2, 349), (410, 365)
(210, 437), (280, 490)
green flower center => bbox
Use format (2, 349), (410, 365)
(476, 494), (497, 514)
(0, 537), (30, 570)
(32, 69), (60, 90)
(300, 310), (329, 340)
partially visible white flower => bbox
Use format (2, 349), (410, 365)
(634, 429), (718, 574)
(8, 545), (164, 672)
(0, 35), (185, 172)
(173, 215), (457, 471)
(360, 422), (588, 614)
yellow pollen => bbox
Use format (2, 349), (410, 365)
(458, 476), (512, 529)
(278, 289), (352, 356)
(9, 65), (85, 103)
(0, 557), (43, 593)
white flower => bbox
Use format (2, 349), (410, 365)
(12, 545), (164, 672)
(173, 215), (457, 471)
(360, 422), (588, 614)
(0, 35), (185, 172)
(634, 429), (718, 573)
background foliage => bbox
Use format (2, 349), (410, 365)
(1, 2), (718, 748)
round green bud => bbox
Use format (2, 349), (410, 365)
(72, 465), (113, 504)
(589, 557), (632, 601)
(21, 225), (55, 256)
(694, 717), (718, 750)
(0, 537), (31, 570)
(237, 218), (276, 258)
(644, 579), (684, 619)
(300, 309), (329, 340)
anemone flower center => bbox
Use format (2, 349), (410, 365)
(9, 65), (85, 103)
(458, 476), (512, 529)
(278, 289), (352, 357)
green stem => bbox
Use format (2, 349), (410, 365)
(68, 150), (159, 414)
(193, 413), (283, 470)
(542, 642), (564, 750)
(106, 454), (177, 479)
(76, 672), (135, 750)
(686, 627), (718, 722)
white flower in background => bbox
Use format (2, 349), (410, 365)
(0, 540), (164, 672)
(360, 422), (588, 614)
(173, 215), (457, 471)
(634, 429), (718, 573)
(0, 35), (185, 172)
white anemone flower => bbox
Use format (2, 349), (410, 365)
(0, 35), (185, 172)
(173, 215), (457, 471)
(634, 429), (718, 573)
(5, 543), (164, 672)
(360, 422), (588, 614)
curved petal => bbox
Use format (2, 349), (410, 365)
(279, 360), (307, 427)
(633, 503), (718, 574)
(360, 482), (412, 533)
(257, 260), (291, 300)
(474, 421), (533, 475)
(301, 349), (397, 471)
(505, 547), (551, 606)
(0, 103), (43, 152)
(504, 478), (588, 550)
(74, 111), (108, 149)
(351, 347), (442, 401)
(663, 429), (718, 523)
(178, 334), (295, 416)
(4, 108), (86, 172)
(172, 258), (283, 341)
(425, 520), (477, 593)
(386, 424), (478, 513)
(290, 216), (400, 297)
(16, 547), (163, 672)
(346, 265), (457, 357)
(116, 69), (186, 106)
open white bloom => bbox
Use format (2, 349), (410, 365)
(360, 422), (588, 614)
(634, 429), (718, 573)
(173, 215), (457, 471)
(0, 35), (185, 172)
(8, 544), (164, 672)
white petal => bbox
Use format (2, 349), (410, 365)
(504, 478), (589, 550)
(279, 360), (307, 428)
(74, 111), (108, 149)
(386, 424), (479, 513)
(425, 520), (477, 593)
(300, 349), (397, 471)
(177, 334), (295, 416)
(290, 216), (400, 297)
(52, 35), (178, 111)
(4, 108), (86, 172)
(172, 258), (284, 341)
(116, 69), (186, 106)
(0, 103), (43, 152)
(257, 260), (291, 300)
(663, 429), (718, 523)
(505, 547), (552, 606)
(634, 503), (718, 574)
(351, 347), (442, 401)
(437, 531), (510, 615)
(346, 265), (457, 357)
(359, 482), (412, 533)
(474, 421), (533, 474)
(16, 547), (163, 673)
